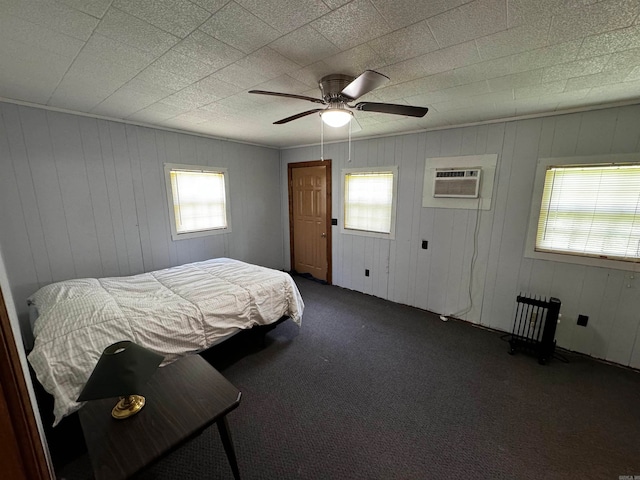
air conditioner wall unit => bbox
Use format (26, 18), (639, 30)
(433, 168), (481, 198)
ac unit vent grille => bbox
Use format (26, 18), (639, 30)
(433, 168), (481, 198)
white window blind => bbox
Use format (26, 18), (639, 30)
(536, 164), (640, 261)
(170, 169), (227, 234)
(344, 171), (394, 234)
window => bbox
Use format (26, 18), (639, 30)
(526, 154), (640, 270)
(164, 164), (231, 241)
(342, 166), (398, 238)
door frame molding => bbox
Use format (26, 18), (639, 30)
(288, 160), (332, 284)
(0, 286), (52, 479)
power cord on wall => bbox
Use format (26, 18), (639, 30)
(440, 196), (482, 322)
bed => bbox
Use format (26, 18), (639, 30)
(27, 258), (304, 426)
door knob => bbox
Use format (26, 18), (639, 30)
(321, 233), (326, 238)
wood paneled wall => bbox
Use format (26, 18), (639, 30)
(0, 103), (283, 346)
(2, 101), (639, 368)
(281, 105), (640, 368)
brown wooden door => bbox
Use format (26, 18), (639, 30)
(289, 161), (331, 283)
(0, 381), (29, 480)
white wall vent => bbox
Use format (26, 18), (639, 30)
(433, 168), (481, 198)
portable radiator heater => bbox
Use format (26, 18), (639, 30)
(508, 295), (561, 365)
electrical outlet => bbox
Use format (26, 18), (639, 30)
(365, 269), (369, 277)
(577, 314), (588, 327)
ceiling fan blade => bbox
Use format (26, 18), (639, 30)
(354, 102), (428, 117)
(273, 109), (324, 124)
(340, 70), (390, 100)
(248, 90), (325, 105)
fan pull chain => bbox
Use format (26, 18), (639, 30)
(348, 117), (352, 163)
(320, 116), (324, 161)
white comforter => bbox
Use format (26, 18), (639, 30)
(27, 258), (304, 425)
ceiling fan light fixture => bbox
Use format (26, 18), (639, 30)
(320, 109), (353, 128)
(250, 70), (427, 126)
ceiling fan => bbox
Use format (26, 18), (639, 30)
(248, 70), (428, 128)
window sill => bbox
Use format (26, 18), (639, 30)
(340, 228), (395, 240)
(171, 227), (231, 241)
(524, 247), (639, 272)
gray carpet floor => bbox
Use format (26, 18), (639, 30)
(59, 276), (640, 480)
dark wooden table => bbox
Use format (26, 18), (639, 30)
(78, 354), (242, 480)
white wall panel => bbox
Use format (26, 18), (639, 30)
(575, 108), (618, 156)
(571, 268), (609, 355)
(439, 128), (463, 156)
(455, 210), (475, 319)
(79, 118), (121, 277)
(351, 236), (366, 294)
(606, 281), (640, 366)
(282, 104), (640, 368)
(444, 209), (468, 316)
(537, 117), (556, 158)
(611, 106), (640, 153)
(487, 119), (543, 333)
(460, 127), (476, 154)
(0, 108), (40, 347)
(548, 263), (586, 348)
(406, 133), (427, 308)
(426, 209), (454, 316)
(478, 122), (516, 330)
(125, 124), (153, 272)
(97, 119), (130, 275)
(591, 270), (625, 360)
(153, 131), (179, 267)
(468, 123), (504, 324)
(110, 122), (144, 274)
(20, 107), (77, 283)
(1, 105), (52, 287)
(363, 237), (374, 295)
(232, 143), (282, 269)
(135, 127), (170, 272)
(550, 113), (581, 156)
(415, 207), (434, 312)
(414, 131), (442, 312)
(526, 260), (555, 298)
(391, 134), (419, 306)
(0, 103), (283, 341)
(49, 113), (103, 279)
(629, 286), (640, 369)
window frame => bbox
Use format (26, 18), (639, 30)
(164, 163), (232, 241)
(340, 165), (399, 240)
(524, 153), (640, 272)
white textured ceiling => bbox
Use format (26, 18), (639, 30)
(1, 0), (640, 148)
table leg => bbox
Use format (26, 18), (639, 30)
(217, 416), (240, 480)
